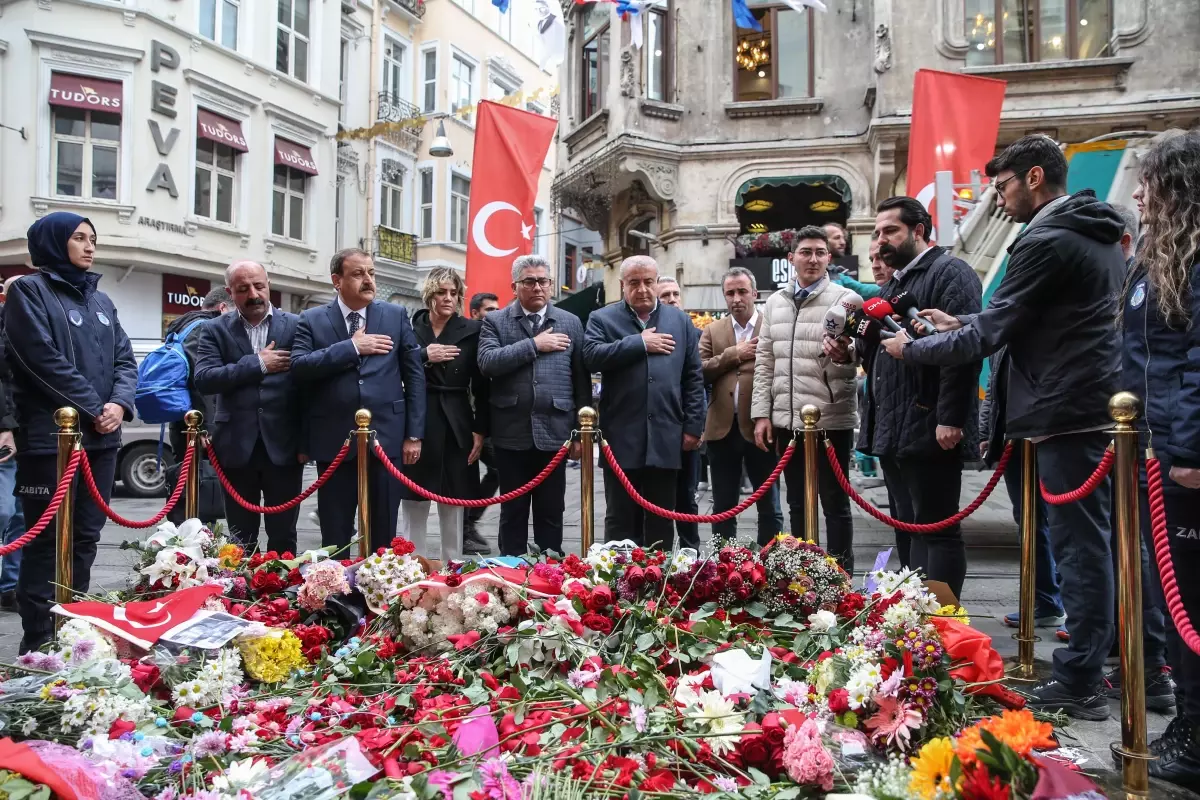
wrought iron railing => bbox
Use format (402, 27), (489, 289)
(393, 0), (426, 18)
(373, 225), (418, 265)
(377, 92), (423, 124)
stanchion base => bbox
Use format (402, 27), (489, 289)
(1092, 769), (1200, 800)
(1002, 655), (1053, 684)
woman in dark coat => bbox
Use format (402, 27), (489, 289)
(401, 267), (489, 561)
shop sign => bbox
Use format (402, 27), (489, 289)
(162, 274), (212, 315)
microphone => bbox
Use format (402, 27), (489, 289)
(863, 297), (903, 333)
(852, 317), (895, 350)
(889, 291), (937, 335)
(839, 293), (865, 319)
(823, 304), (848, 338)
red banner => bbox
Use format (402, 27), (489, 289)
(907, 69), (1006, 241)
(464, 102), (557, 305)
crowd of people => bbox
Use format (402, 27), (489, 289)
(0, 132), (1198, 786)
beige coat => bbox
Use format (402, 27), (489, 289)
(749, 279), (859, 432)
(699, 314), (762, 443)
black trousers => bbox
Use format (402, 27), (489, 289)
(880, 455), (965, 600)
(675, 449), (701, 550)
(603, 465), (677, 551)
(466, 445), (499, 526)
(17, 449), (117, 653)
(709, 424), (783, 545)
(316, 455), (400, 552)
(778, 428), (855, 574)
(220, 438), (303, 555)
(494, 447), (566, 556)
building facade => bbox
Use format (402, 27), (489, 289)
(552, 0), (1200, 310)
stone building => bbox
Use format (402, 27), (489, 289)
(552, 0), (1200, 310)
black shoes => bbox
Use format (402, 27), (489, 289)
(0, 591), (15, 611)
(1025, 679), (1111, 721)
(462, 525), (491, 556)
(1149, 721), (1200, 792)
(1103, 666), (1177, 713)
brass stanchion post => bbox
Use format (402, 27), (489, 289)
(183, 410), (203, 520)
(800, 404), (821, 545)
(578, 407), (597, 556)
(1111, 392), (1150, 795)
(356, 410), (372, 558)
(54, 408), (79, 635)
(1013, 438), (1039, 680)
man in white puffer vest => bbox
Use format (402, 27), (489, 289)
(750, 225), (858, 573)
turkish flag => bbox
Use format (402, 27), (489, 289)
(465, 102), (557, 305)
(907, 69), (1006, 241)
(52, 584), (222, 649)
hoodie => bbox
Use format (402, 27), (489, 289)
(902, 190), (1126, 439)
(5, 213), (137, 454)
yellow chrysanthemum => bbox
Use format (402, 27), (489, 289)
(217, 543), (244, 569)
(908, 737), (957, 799)
(933, 604), (971, 625)
(238, 630), (307, 683)
(955, 709), (1056, 766)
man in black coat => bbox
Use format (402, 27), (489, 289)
(886, 135), (1133, 720)
(583, 256), (705, 551)
(478, 256), (590, 556)
(195, 262), (304, 554)
(853, 197), (982, 602)
(291, 249), (426, 550)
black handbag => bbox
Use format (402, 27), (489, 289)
(165, 456), (225, 525)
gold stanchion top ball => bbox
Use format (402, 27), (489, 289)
(355, 409), (373, 428)
(578, 406), (597, 428)
(54, 406), (78, 430)
(1109, 391), (1142, 424)
(800, 404), (822, 426)
(183, 409), (204, 429)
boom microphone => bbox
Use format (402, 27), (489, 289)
(889, 292), (937, 335)
(862, 297), (903, 333)
(823, 304), (848, 338)
(853, 317), (895, 350)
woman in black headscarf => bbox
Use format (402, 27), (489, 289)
(7, 212), (137, 652)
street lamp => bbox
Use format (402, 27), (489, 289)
(429, 118), (453, 158)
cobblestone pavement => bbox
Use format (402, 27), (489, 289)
(0, 456), (1159, 778)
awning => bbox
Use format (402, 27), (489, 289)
(197, 109), (248, 152)
(49, 73), (123, 114)
(735, 174), (852, 206)
(274, 138), (318, 176)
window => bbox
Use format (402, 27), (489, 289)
(496, 7), (514, 41)
(421, 47), (438, 112)
(452, 0), (475, 12)
(339, 38), (349, 122)
(418, 168), (435, 239)
(965, 0), (1112, 65)
(580, 4), (610, 118)
(52, 107), (120, 200)
(450, 173), (470, 245)
(733, 2), (812, 102)
(451, 54), (475, 122)
(335, 181), (345, 251)
(533, 208), (544, 256)
(272, 164), (306, 240)
(383, 38), (405, 100)
(200, 0), (239, 49)
(380, 159), (405, 230)
(276, 0), (311, 81)
(646, 0), (670, 101)
(488, 76), (517, 102)
(195, 139), (237, 223)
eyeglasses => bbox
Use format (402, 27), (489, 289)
(794, 249), (830, 260)
(993, 169), (1030, 195)
(517, 278), (552, 289)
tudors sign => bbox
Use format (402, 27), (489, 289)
(162, 274), (212, 315)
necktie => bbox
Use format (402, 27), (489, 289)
(347, 311), (362, 336)
(527, 313), (541, 332)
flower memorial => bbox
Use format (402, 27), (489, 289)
(0, 521), (1095, 800)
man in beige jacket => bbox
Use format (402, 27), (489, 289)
(699, 267), (784, 545)
(750, 225), (859, 572)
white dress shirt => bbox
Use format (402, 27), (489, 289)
(241, 306), (274, 373)
(732, 311), (758, 411)
(519, 304), (545, 331)
(338, 296), (369, 353)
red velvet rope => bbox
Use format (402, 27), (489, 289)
(81, 443), (193, 529)
(1147, 456), (1200, 656)
(374, 441), (570, 507)
(826, 440), (1014, 533)
(0, 449), (82, 556)
(1040, 446), (1114, 505)
(206, 440), (351, 514)
(600, 441), (795, 523)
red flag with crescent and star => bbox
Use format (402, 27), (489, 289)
(52, 584), (222, 649)
(465, 101), (557, 305)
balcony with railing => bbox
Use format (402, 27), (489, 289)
(376, 92), (425, 153)
(373, 225), (418, 265)
(389, 0), (426, 20)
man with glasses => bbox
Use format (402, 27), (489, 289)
(881, 135), (1139, 721)
(478, 256), (590, 556)
(750, 227), (859, 570)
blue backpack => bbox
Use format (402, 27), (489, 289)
(134, 318), (208, 424)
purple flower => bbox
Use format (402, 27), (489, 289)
(630, 704), (647, 733)
(426, 770), (460, 798)
(69, 639), (96, 663)
(712, 776), (738, 792)
(479, 757), (524, 800)
(191, 731), (227, 759)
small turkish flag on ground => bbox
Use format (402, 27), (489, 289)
(465, 101), (557, 305)
(53, 584), (222, 649)
(907, 69), (1006, 240)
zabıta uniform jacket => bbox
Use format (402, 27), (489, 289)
(750, 278), (859, 432)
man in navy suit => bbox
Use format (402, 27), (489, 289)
(291, 248), (426, 549)
(195, 261), (305, 554)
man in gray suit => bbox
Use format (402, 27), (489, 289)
(478, 255), (591, 556)
(583, 256), (705, 550)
